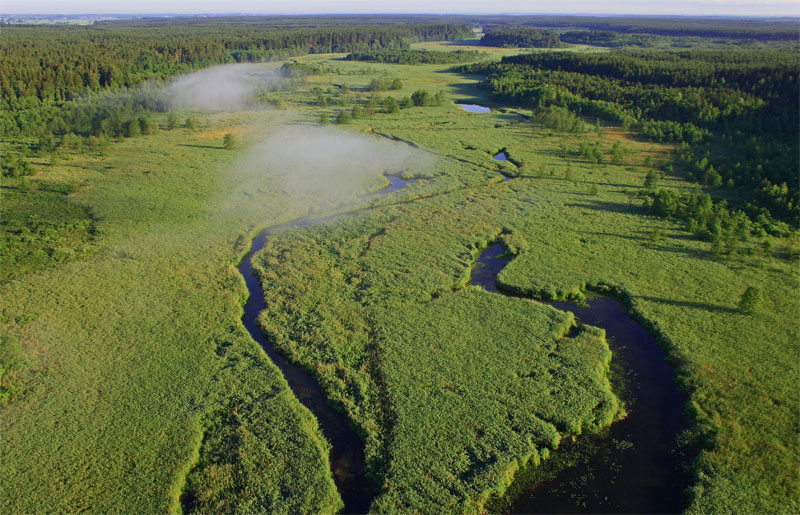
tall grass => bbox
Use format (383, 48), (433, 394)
(2, 46), (797, 514)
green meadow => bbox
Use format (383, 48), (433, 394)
(1, 113), (346, 513)
(2, 42), (798, 514)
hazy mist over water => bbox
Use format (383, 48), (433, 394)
(164, 65), (432, 218)
(216, 123), (432, 219)
(249, 126), (428, 200)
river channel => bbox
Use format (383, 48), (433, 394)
(237, 176), (415, 513)
(472, 244), (690, 513)
(236, 183), (689, 513)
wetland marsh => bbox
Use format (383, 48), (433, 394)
(472, 244), (689, 513)
(2, 16), (798, 515)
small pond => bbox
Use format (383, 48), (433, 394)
(492, 152), (512, 181)
(457, 103), (492, 113)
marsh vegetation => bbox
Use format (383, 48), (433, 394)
(1, 15), (798, 515)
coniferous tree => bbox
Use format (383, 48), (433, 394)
(223, 133), (236, 150)
(739, 287), (763, 315)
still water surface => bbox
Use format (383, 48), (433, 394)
(472, 244), (690, 513)
(458, 103), (492, 113)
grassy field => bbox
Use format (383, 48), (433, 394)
(1, 113), (346, 513)
(2, 42), (798, 513)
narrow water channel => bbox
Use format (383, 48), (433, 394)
(237, 176), (416, 513)
(492, 152), (512, 181)
(472, 244), (690, 513)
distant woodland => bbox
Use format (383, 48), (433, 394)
(462, 49), (799, 227)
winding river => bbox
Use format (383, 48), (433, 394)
(237, 176), (416, 513)
(235, 176), (689, 513)
(472, 244), (690, 513)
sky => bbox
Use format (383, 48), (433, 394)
(2, 0), (799, 17)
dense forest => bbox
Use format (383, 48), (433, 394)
(469, 15), (800, 41)
(480, 27), (563, 48)
(0, 22), (471, 103)
(0, 21), (471, 146)
(345, 49), (485, 64)
(460, 49), (799, 226)
(559, 30), (661, 47)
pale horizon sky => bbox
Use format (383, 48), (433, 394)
(2, 1), (799, 17)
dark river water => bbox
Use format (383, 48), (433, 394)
(492, 152), (512, 181)
(471, 244), (690, 513)
(226, 182), (688, 514)
(235, 176), (416, 513)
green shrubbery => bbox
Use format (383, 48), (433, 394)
(411, 89), (446, 107)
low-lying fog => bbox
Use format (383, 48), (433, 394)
(237, 125), (429, 206)
(165, 65), (432, 214)
(166, 63), (280, 111)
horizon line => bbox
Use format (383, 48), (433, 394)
(3, 12), (800, 19)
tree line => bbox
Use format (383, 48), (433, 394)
(1, 22), (471, 144)
(346, 49), (485, 64)
(476, 15), (800, 41)
(479, 28), (563, 48)
(1, 22), (472, 104)
(459, 49), (799, 225)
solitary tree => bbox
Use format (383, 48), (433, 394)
(223, 133), (236, 150)
(738, 286), (763, 315)
(121, 119), (140, 138)
(704, 166), (723, 188)
(564, 166), (574, 183)
(383, 96), (399, 114)
(138, 117), (154, 135)
(166, 113), (178, 130)
(644, 169), (662, 191)
(411, 89), (432, 107)
(336, 110), (352, 124)
(320, 112), (330, 125)
(185, 116), (199, 131)
(611, 141), (625, 165)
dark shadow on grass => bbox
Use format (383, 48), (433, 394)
(588, 231), (647, 242)
(650, 244), (710, 259)
(586, 230), (710, 259)
(443, 80), (494, 106)
(580, 180), (643, 189)
(635, 295), (737, 314)
(178, 144), (223, 150)
(567, 200), (640, 214)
